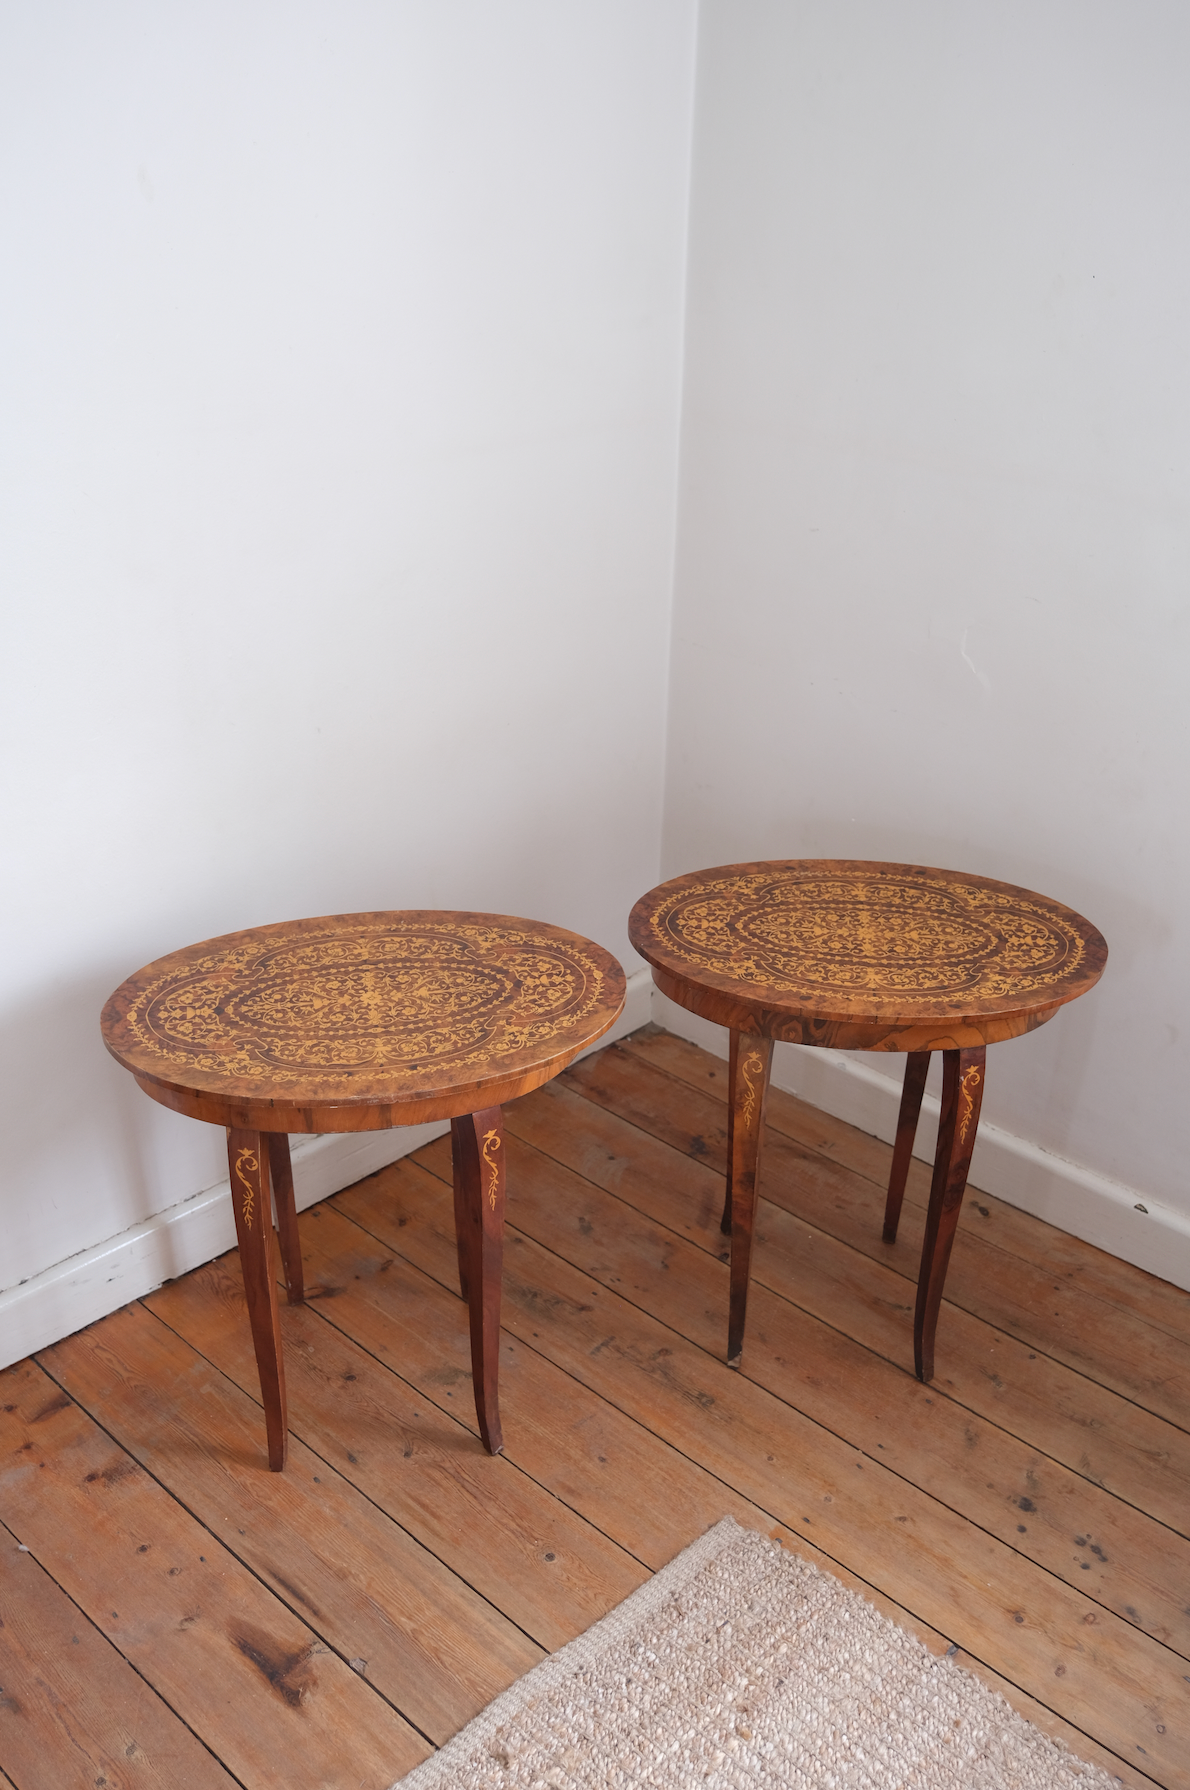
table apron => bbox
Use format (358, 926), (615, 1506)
(649, 966), (1064, 1052)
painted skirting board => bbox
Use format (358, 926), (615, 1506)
(0, 968), (656, 1369)
(652, 989), (1190, 1295)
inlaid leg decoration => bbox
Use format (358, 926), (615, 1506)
(726, 1034), (774, 1368)
(450, 1106), (507, 1455)
(227, 1127), (288, 1471)
(267, 1133), (304, 1305)
(914, 1047), (985, 1383)
(883, 1052), (930, 1244)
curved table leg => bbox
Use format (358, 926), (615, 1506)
(725, 1034), (774, 1367)
(452, 1125), (472, 1305)
(915, 1046), (985, 1382)
(227, 1127), (288, 1471)
(719, 1030), (738, 1238)
(451, 1106), (506, 1455)
(267, 1134), (304, 1304)
(883, 1051), (930, 1243)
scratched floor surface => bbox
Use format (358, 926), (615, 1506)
(2, 1026), (1187, 1790)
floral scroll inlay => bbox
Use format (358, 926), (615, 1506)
(481, 1128), (502, 1211)
(110, 916), (618, 1099)
(234, 1147), (259, 1230)
(646, 868), (1093, 1007)
(738, 1050), (765, 1127)
(958, 1064), (982, 1145)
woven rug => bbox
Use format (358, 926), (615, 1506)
(393, 1517), (1118, 1790)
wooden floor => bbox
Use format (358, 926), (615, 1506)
(2, 1027), (1188, 1790)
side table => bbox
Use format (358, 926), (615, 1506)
(102, 910), (625, 1468)
(628, 862), (1106, 1380)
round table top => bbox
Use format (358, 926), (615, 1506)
(629, 861), (1106, 1052)
(102, 910), (626, 1131)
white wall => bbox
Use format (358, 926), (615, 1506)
(0, 1), (697, 1353)
(664, 2), (1190, 1270)
(5, 0), (1186, 1358)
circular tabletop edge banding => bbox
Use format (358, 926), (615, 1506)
(628, 860), (1106, 1052)
(101, 909), (627, 1131)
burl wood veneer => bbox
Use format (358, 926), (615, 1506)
(629, 861), (1106, 1381)
(102, 910), (625, 1468)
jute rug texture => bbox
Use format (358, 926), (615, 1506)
(394, 1518), (1118, 1790)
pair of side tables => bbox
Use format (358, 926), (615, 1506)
(101, 863), (1105, 1470)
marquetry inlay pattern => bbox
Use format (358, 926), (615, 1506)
(102, 911), (624, 1111)
(630, 861), (1106, 1033)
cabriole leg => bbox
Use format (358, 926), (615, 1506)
(450, 1106), (507, 1455)
(227, 1127), (288, 1470)
(914, 1046), (986, 1382)
(884, 1052), (930, 1243)
(726, 1035), (774, 1367)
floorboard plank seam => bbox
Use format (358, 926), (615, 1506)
(495, 1099), (1190, 1455)
(137, 1288), (560, 1661)
(0, 1507), (255, 1790)
(297, 1286), (657, 1584)
(346, 1182), (1184, 1660)
(27, 1348), (445, 1754)
(615, 1039), (1190, 1361)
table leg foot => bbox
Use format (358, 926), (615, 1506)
(884, 1052), (930, 1243)
(726, 1034), (774, 1366)
(228, 1127), (288, 1470)
(914, 1047), (985, 1382)
(451, 1106), (506, 1455)
(267, 1134), (304, 1305)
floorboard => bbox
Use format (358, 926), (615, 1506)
(614, 1031), (1190, 1347)
(1, 1025), (1185, 1790)
(0, 1360), (426, 1789)
(339, 1147), (1185, 1787)
(505, 1078), (1190, 1651)
(572, 1041), (1190, 1422)
(0, 1516), (236, 1790)
(563, 1049), (1190, 1527)
(41, 1303), (542, 1747)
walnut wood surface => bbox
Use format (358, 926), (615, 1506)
(914, 1047), (986, 1381)
(102, 910), (626, 1131)
(451, 1106), (508, 1454)
(267, 1133), (304, 1303)
(630, 862), (1105, 1383)
(629, 861), (1106, 1051)
(724, 1034), (773, 1366)
(884, 1051), (929, 1243)
(227, 1128), (288, 1469)
(100, 910), (624, 1471)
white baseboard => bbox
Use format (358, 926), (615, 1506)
(0, 1123), (451, 1372)
(0, 969), (655, 1369)
(651, 989), (1190, 1295)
